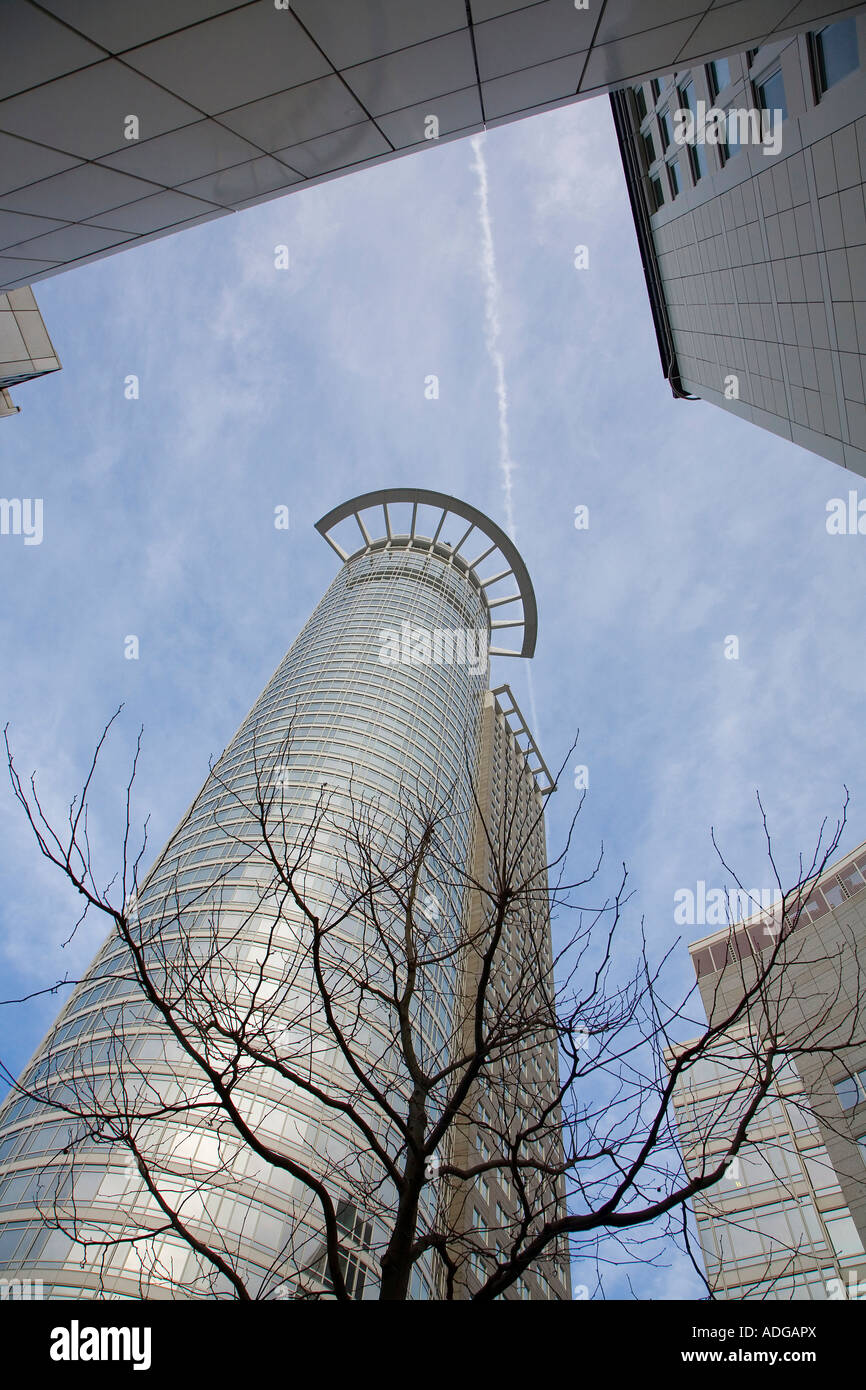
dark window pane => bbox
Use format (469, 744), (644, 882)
(757, 68), (787, 122)
(835, 1076), (859, 1109)
(708, 57), (731, 97)
(668, 159), (680, 197)
(659, 110), (672, 149)
(633, 84), (647, 120)
(649, 176), (664, 211)
(689, 142), (707, 181)
(650, 77), (661, 102)
(681, 80), (697, 117)
(723, 119), (744, 161)
(816, 19), (859, 93)
(643, 130), (656, 165)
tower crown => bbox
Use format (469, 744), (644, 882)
(315, 488), (537, 659)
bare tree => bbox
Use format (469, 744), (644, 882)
(0, 712), (862, 1301)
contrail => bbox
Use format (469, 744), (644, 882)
(470, 133), (517, 543)
(469, 133), (539, 738)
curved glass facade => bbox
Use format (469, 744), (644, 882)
(0, 508), (512, 1300)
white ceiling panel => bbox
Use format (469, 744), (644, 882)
(482, 52), (586, 120)
(343, 32), (477, 117)
(122, 3), (332, 115)
(4, 222), (135, 260)
(0, 135), (81, 198)
(475, 0), (595, 82)
(0, 211), (67, 252)
(85, 189), (223, 234)
(35, 0), (248, 52)
(2, 5), (103, 100)
(292, 0), (467, 69)
(273, 122), (392, 177)
(0, 164), (164, 220)
(178, 156), (304, 205)
(0, 60), (201, 159)
(98, 121), (263, 185)
(218, 75), (368, 152)
(376, 87), (483, 148)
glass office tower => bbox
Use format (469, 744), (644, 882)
(0, 487), (567, 1300)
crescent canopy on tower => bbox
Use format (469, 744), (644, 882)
(315, 488), (538, 660)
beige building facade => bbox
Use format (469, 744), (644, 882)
(672, 837), (866, 1298)
(447, 685), (571, 1300)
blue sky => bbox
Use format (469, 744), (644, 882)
(1, 93), (865, 1298)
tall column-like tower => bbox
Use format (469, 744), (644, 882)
(0, 489), (568, 1300)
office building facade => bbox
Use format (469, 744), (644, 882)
(0, 487), (569, 1299)
(613, 13), (866, 473)
(2, 1), (861, 295)
(0, 286), (60, 415)
(3, 2), (863, 414)
(672, 836), (866, 1298)
(446, 684), (571, 1300)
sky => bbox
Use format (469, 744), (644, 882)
(1, 92), (865, 1300)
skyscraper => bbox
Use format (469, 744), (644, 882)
(0, 487), (569, 1300)
(613, 15), (866, 474)
(670, 836), (866, 1299)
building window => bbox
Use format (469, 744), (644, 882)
(648, 175), (664, 212)
(633, 84), (647, 121)
(650, 77), (661, 103)
(688, 143), (706, 183)
(833, 1072), (866, 1110)
(658, 109), (672, 151)
(756, 68), (787, 123)
(707, 57), (732, 98)
(679, 80), (697, 121)
(825, 1212), (866, 1259)
(814, 19), (859, 95)
(721, 127), (743, 164)
(642, 129), (656, 166)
